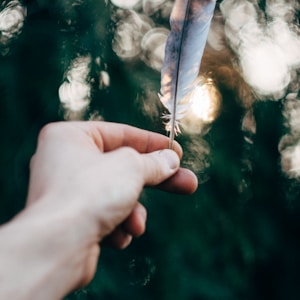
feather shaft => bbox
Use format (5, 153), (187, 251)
(159, 0), (216, 148)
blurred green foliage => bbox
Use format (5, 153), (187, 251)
(0, 1), (300, 300)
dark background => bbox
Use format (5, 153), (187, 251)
(0, 1), (300, 299)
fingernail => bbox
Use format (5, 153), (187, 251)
(159, 149), (179, 169)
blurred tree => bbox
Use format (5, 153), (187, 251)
(0, 1), (299, 300)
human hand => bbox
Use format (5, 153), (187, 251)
(2, 121), (197, 299)
(26, 121), (197, 242)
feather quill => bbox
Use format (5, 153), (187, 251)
(159, 0), (216, 148)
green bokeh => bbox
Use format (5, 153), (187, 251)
(0, 1), (299, 300)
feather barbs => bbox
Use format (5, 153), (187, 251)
(159, 76), (203, 135)
(159, 0), (217, 148)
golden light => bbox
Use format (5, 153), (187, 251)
(181, 77), (222, 135)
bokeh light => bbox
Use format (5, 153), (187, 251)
(110, 0), (141, 10)
(220, 0), (300, 100)
(0, 0), (26, 55)
(181, 77), (222, 135)
(112, 9), (153, 60)
(1, 1), (300, 299)
(58, 56), (92, 120)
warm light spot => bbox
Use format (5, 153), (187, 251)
(181, 77), (222, 135)
(190, 81), (215, 122)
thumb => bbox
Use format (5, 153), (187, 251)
(141, 149), (180, 186)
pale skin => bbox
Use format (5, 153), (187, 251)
(0, 121), (198, 300)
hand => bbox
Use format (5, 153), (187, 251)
(26, 121), (197, 242)
(0, 121), (197, 300)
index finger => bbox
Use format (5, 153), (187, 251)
(85, 121), (183, 158)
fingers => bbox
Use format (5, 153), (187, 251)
(102, 227), (133, 249)
(102, 203), (147, 249)
(156, 168), (198, 194)
(139, 149), (180, 186)
(85, 121), (183, 158)
(101, 167), (199, 250)
(86, 121), (198, 193)
(37, 121), (183, 158)
(140, 150), (198, 194)
(37, 121), (197, 194)
(122, 203), (147, 237)
(107, 146), (196, 193)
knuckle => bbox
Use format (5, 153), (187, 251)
(37, 122), (68, 142)
(120, 146), (139, 159)
(120, 147), (143, 170)
(38, 123), (60, 140)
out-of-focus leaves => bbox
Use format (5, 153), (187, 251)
(0, 1), (299, 300)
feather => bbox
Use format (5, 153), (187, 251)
(159, 0), (216, 148)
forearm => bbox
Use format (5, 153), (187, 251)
(0, 202), (89, 300)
